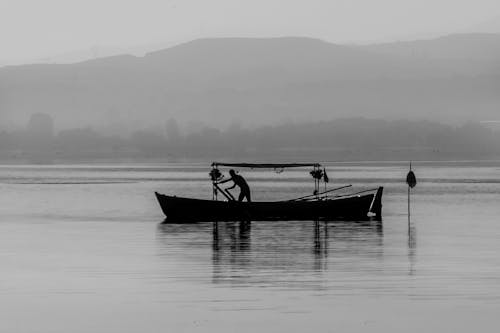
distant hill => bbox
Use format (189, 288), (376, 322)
(360, 33), (500, 75)
(361, 33), (500, 60)
(1, 34), (499, 133)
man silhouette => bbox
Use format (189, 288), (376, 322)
(219, 169), (251, 202)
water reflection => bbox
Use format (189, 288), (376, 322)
(212, 221), (251, 253)
(408, 222), (417, 276)
(156, 220), (383, 288)
(313, 221), (328, 271)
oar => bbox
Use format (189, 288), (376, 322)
(289, 185), (352, 201)
(213, 183), (235, 201)
(224, 188), (236, 201)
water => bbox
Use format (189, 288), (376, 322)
(1, 162), (499, 332)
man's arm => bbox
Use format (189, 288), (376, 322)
(226, 183), (236, 190)
(218, 177), (231, 184)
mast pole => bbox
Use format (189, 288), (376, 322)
(212, 165), (218, 201)
(315, 165), (319, 199)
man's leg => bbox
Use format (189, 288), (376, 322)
(238, 191), (244, 202)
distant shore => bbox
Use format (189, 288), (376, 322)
(1, 150), (500, 166)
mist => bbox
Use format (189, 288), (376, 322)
(1, 34), (500, 134)
(1, 113), (499, 162)
(2, 0), (500, 66)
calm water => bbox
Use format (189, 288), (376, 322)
(1, 162), (499, 332)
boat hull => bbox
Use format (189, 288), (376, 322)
(155, 187), (383, 223)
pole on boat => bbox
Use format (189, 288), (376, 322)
(406, 162), (417, 228)
(310, 164), (323, 199)
(289, 185), (352, 201)
(315, 165), (319, 198)
(210, 166), (223, 201)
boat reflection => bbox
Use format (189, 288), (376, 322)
(156, 220), (383, 287)
(313, 221), (328, 271)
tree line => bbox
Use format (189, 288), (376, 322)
(1, 116), (499, 161)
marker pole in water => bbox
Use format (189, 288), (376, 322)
(406, 162), (417, 228)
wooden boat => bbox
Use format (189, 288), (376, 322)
(155, 162), (383, 223)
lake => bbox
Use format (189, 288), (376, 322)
(0, 161), (499, 332)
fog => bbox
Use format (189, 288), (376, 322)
(1, 2), (500, 161)
(1, 0), (499, 66)
(1, 34), (500, 134)
(1, 114), (499, 162)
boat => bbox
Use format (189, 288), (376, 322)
(155, 162), (383, 223)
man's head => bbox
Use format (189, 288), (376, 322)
(229, 169), (236, 176)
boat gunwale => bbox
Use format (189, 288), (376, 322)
(155, 191), (377, 204)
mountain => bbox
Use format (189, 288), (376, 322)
(360, 33), (500, 75)
(361, 33), (500, 60)
(1, 34), (499, 133)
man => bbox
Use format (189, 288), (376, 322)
(219, 169), (251, 202)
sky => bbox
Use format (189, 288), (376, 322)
(1, 0), (499, 66)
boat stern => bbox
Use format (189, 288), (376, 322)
(369, 187), (384, 219)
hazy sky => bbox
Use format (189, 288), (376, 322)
(1, 0), (499, 66)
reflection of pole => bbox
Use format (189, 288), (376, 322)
(408, 185), (411, 230)
(313, 221), (320, 254)
(213, 222), (219, 251)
